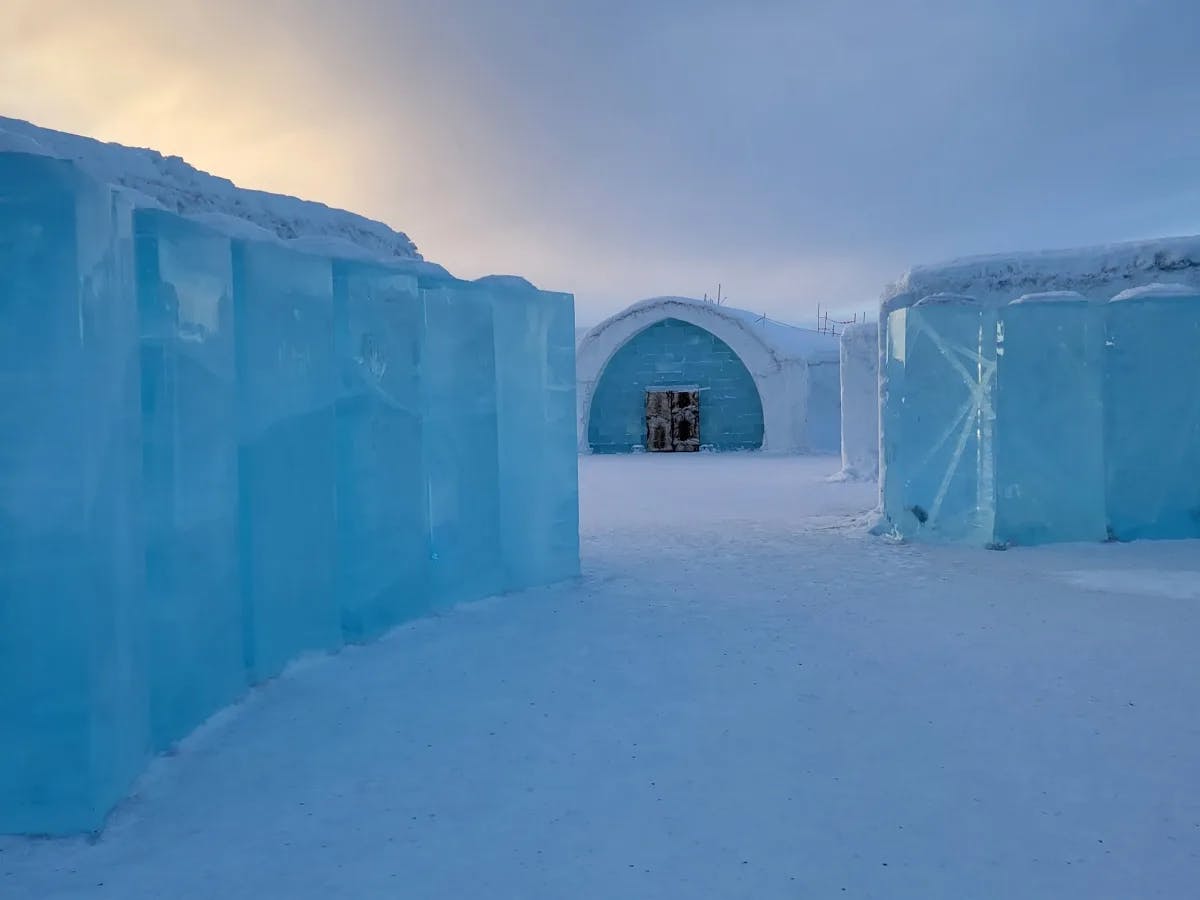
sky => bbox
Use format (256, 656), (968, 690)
(4, 0), (1200, 325)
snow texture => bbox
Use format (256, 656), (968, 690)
(576, 297), (840, 455)
(1109, 282), (1199, 302)
(884, 234), (1200, 311)
(0, 116), (434, 269)
(3, 455), (1199, 899)
(1010, 290), (1087, 304)
(834, 321), (879, 481)
(0, 152), (578, 835)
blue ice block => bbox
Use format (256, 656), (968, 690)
(232, 241), (340, 681)
(883, 296), (997, 542)
(332, 261), (430, 639)
(488, 279), (580, 591)
(880, 306), (909, 528)
(1104, 288), (1200, 541)
(994, 295), (1107, 545)
(135, 209), (244, 748)
(419, 280), (503, 605)
(0, 154), (148, 834)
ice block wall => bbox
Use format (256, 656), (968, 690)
(332, 262), (429, 640)
(1104, 286), (1200, 541)
(881, 284), (1199, 546)
(0, 155), (579, 835)
(0, 154), (148, 834)
(882, 296), (998, 542)
(837, 321), (879, 480)
(993, 294), (1107, 545)
(233, 240), (341, 681)
(420, 280), (504, 605)
(136, 210), (244, 750)
(489, 279), (581, 590)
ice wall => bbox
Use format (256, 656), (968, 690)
(994, 293), (1106, 545)
(836, 321), (879, 480)
(882, 296), (997, 542)
(1105, 286), (1200, 541)
(136, 210), (244, 749)
(332, 262), (429, 640)
(0, 154), (147, 834)
(0, 155), (579, 835)
(880, 283), (1200, 546)
(489, 279), (581, 590)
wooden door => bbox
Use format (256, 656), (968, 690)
(644, 389), (700, 452)
(645, 390), (672, 451)
(671, 389), (699, 452)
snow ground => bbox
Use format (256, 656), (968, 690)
(4, 455), (1200, 899)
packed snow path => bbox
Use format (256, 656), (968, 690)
(5, 456), (1200, 898)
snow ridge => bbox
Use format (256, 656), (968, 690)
(0, 116), (423, 262)
(884, 234), (1200, 310)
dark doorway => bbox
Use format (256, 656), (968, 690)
(645, 388), (700, 452)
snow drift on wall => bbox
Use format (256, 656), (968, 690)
(0, 116), (428, 267)
(884, 235), (1200, 310)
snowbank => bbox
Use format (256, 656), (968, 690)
(0, 116), (424, 265)
(884, 234), (1200, 311)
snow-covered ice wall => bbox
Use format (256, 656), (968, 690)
(0, 152), (579, 835)
(879, 238), (1200, 545)
(836, 321), (878, 481)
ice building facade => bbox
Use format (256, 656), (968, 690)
(835, 321), (879, 480)
(576, 297), (840, 454)
(879, 237), (1200, 546)
(0, 151), (579, 835)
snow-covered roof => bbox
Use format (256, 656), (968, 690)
(0, 116), (424, 265)
(1010, 291), (1087, 304)
(583, 296), (839, 364)
(884, 234), (1200, 311)
(1109, 282), (1200, 303)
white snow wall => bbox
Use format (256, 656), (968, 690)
(0, 153), (580, 836)
(837, 322), (879, 480)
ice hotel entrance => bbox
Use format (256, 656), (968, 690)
(644, 387), (700, 452)
(575, 296), (842, 455)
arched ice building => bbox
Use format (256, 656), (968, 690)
(576, 297), (841, 454)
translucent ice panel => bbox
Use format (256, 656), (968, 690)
(838, 321), (879, 480)
(420, 281), (503, 605)
(804, 359), (842, 454)
(994, 297), (1106, 545)
(332, 261), (430, 639)
(135, 209), (244, 749)
(1104, 291), (1200, 541)
(490, 281), (580, 591)
(0, 154), (148, 834)
(233, 240), (340, 681)
(882, 298), (997, 542)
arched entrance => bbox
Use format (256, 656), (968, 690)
(586, 318), (764, 453)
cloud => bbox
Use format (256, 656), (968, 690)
(4, 0), (1200, 323)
